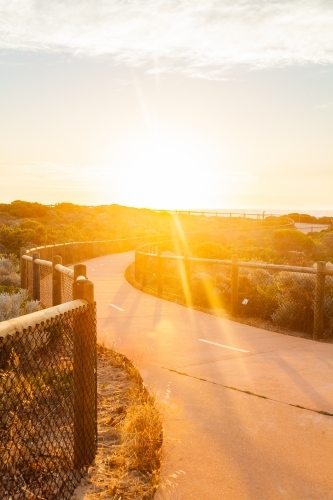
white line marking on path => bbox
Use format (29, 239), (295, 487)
(109, 304), (125, 312)
(198, 339), (249, 353)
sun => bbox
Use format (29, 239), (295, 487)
(114, 129), (217, 209)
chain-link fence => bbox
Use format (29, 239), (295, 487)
(23, 235), (170, 267)
(40, 263), (53, 308)
(0, 301), (97, 500)
(62, 274), (74, 303)
(135, 244), (333, 340)
(21, 237), (174, 309)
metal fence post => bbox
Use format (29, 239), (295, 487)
(231, 255), (239, 316)
(32, 252), (40, 301)
(73, 278), (97, 468)
(52, 255), (62, 306)
(313, 261), (326, 340)
(20, 247), (27, 289)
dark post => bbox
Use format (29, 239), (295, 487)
(20, 248), (27, 289)
(184, 255), (191, 295)
(157, 246), (163, 295)
(73, 278), (96, 467)
(74, 264), (87, 281)
(142, 252), (147, 287)
(314, 261), (326, 340)
(135, 249), (139, 282)
(52, 255), (62, 306)
(32, 252), (40, 301)
(231, 255), (239, 316)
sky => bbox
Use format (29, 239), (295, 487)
(1, 0), (333, 211)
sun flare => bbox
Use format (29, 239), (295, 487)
(112, 130), (225, 209)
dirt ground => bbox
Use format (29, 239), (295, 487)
(71, 346), (162, 500)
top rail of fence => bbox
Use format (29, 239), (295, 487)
(136, 243), (333, 276)
(34, 258), (52, 267)
(23, 234), (172, 257)
(54, 263), (74, 278)
(0, 298), (87, 340)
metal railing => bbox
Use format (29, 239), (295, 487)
(1, 260), (97, 499)
(135, 243), (333, 341)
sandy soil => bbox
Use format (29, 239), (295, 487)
(71, 347), (160, 500)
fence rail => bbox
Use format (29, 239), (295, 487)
(135, 243), (333, 341)
(2, 255), (97, 499)
(2, 234), (173, 499)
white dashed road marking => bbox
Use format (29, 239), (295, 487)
(198, 339), (249, 353)
(109, 304), (125, 312)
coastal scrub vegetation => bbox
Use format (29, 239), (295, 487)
(2, 200), (333, 330)
(0, 201), (332, 268)
(0, 255), (40, 320)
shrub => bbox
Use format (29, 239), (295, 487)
(191, 242), (228, 260)
(271, 272), (315, 333)
(0, 257), (20, 287)
(237, 269), (279, 320)
(191, 271), (231, 310)
(273, 229), (315, 254)
(0, 289), (40, 322)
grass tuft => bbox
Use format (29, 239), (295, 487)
(77, 344), (163, 499)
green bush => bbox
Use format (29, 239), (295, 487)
(237, 269), (279, 320)
(0, 289), (40, 322)
(271, 272), (315, 333)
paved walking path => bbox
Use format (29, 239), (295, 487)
(85, 251), (333, 499)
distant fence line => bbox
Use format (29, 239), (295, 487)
(135, 243), (333, 341)
(156, 209), (273, 219)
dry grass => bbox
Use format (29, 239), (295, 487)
(72, 344), (162, 500)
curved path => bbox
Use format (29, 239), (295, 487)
(84, 251), (333, 499)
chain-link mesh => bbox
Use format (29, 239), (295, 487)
(236, 266), (315, 333)
(135, 246), (333, 339)
(22, 238), (172, 308)
(324, 274), (333, 337)
(40, 264), (53, 308)
(62, 274), (74, 303)
(0, 302), (97, 500)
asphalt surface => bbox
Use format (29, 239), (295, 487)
(84, 251), (333, 500)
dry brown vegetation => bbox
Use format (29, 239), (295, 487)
(72, 345), (162, 500)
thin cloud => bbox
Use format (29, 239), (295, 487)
(314, 101), (333, 109)
(1, 1), (333, 78)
